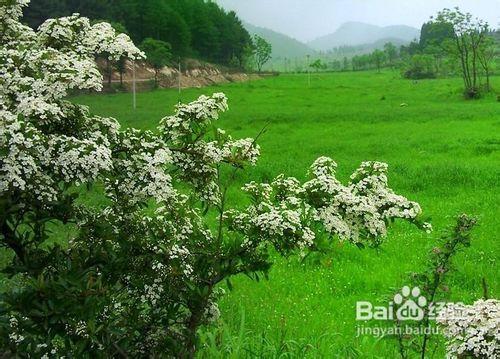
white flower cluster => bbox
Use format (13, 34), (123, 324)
(204, 301), (221, 323)
(38, 14), (143, 61)
(226, 177), (314, 252)
(159, 93), (228, 143)
(307, 157), (423, 243)
(8, 316), (25, 345)
(159, 93), (260, 203)
(0, 1), (142, 202)
(1, 4), (430, 355)
(226, 157), (425, 250)
(105, 128), (175, 206)
(2, 6), (143, 120)
(0, 109), (116, 201)
(0, 0), (29, 23)
(437, 299), (499, 358)
(2, 4), (258, 209)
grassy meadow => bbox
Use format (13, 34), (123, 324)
(74, 71), (499, 358)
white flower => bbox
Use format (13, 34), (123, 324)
(437, 299), (500, 359)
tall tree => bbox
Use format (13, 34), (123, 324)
(253, 35), (272, 72)
(140, 37), (172, 87)
(420, 20), (455, 49)
(477, 34), (497, 91)
(423, 43), (447, 75)
(343, 56), (349, 71)
(400, 40), (421, 59)
(435, 8), (490, 98)
(383, 42), (398, 68)
(371, 49), (386, 72)
(174, 0), (219, 61)
(22, 0), (252, 67)
(310, 59), (326, 72)
(141, 0), (190, 57)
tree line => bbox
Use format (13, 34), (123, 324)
(307, 9), (498, 98)
(23, 0), (253, 67)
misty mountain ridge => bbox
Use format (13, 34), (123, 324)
(242, 21), (420, 62)
(308, 22), (420, 51)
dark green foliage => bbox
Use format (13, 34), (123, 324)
(23, 0), (252, 66)
(22, 0), (67, 28)
(403, 54), (436, 79)
(420, 20), (455, 49)
(213, 9), (253, 67)
(400, 40), (421, 58)
(140, 38), (172, 86)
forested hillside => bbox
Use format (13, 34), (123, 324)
(23, 0), (252, 66)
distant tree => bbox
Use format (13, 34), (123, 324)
(228, 12), (253, 67)
(352, 54), (372, 71)
(420, 20), (455, 49)
(400, 40), (421, 59)
(23, 0), (252, 67)
(310, 59), (326, 72)
(383, 42), (398, 68)
(435, 8), (490, 98)
(477, 34), (497, 91)
(241, 43), (256, 71)
(423, 43), (447, 76)
(140, 38), (172, 87)
(371, 49), (386, 72)
(342, 56), (349, 71)
(253, 35), (272, 72)
(175, 0), (219, 61)
(403, 54), (436, 79)
(328, 59), (341, 71)
(141, 0), (190, 57)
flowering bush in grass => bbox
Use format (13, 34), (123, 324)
(437, 299), (499, 358)
(0, 1), (429, 356)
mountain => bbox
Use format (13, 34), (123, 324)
(244, 22), (315, 59)
(308, 22), (420, 51)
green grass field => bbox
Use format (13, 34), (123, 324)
(74, 71), (499, 358)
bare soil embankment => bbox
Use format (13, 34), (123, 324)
(100, 59), (264, 92)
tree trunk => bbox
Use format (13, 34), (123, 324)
(485, 68), (490, 91)
(107, 59), (112, 86)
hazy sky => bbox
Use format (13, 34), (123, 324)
(215, 0), (500, 42)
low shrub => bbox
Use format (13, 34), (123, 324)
(403, 55), (437, 80)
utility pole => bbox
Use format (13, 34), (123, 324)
(132, 60), (136, 110)
(178, 57), (181, 102)
(307, 54), (311, 87)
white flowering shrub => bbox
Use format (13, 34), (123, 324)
(0, 1), (428, 357)
(437, 299), (500, 358)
